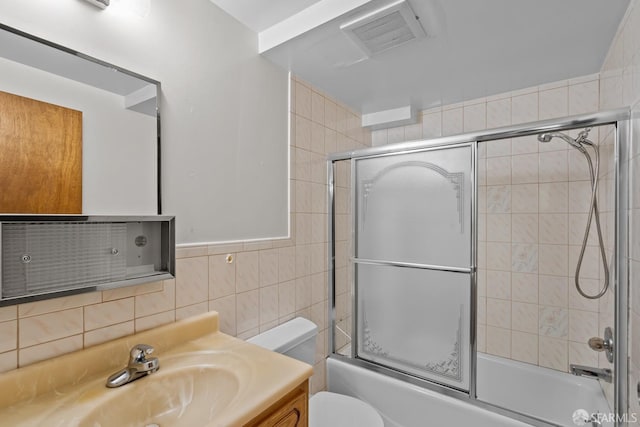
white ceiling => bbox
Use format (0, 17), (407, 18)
(211, 0), (629, 116)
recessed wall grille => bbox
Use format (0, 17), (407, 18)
(341, 0), (427, 57)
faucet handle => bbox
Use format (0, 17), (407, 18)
(129, 344), (154, 362)
(587, 327), (614, 363)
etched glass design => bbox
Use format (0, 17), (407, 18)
(356, 263), (470, 390)
(356, 146), (471, 268)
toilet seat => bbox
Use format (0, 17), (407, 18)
(309, 391), (384, 427)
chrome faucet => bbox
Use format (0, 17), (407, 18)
(570, 364), (612, 383)
(106, 344), (160, 388)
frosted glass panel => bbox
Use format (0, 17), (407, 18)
(356, 263), (470, 390)
(355, 146), (471, 268)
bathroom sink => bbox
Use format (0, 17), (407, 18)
(0, 313), (313, 427)
(77, 365), (239, 427)
(42, 350), (250, 427)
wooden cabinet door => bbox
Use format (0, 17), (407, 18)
(246, 381), (308, 427)
(0, 90), (82, 213)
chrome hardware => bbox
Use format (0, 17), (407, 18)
(106, 343), (160, 388)
(570, 364), (612, 383)
(21, 254), (31, 264)
(588, 326), (614, 363)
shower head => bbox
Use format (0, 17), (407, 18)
(537, 132), (586, 152)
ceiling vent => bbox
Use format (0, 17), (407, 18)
(340, 0), (427, 57)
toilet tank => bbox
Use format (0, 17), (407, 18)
(248, 317), (318, 365)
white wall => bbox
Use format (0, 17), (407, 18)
(0, 0), (289, 244)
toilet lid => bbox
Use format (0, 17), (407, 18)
(309, 392), (384, 427)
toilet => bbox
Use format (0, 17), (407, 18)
(248, 318), (384, 427)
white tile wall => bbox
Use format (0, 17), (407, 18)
(371, 69), (621, 378)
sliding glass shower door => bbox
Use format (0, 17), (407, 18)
(353, 144), (474, 391)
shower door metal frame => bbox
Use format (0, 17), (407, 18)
(328, 107), (631, 427)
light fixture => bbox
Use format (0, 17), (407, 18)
(341, 0), (427, 57)
(83, 0), (110, 9)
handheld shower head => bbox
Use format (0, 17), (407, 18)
(537, 132), (586, 152)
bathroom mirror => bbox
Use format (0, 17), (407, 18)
(0, 23), (160, 215)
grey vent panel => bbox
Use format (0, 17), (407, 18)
(0, 216), (175, 304)
(341, 0), (427, 57)
(2, 223), (127, 298)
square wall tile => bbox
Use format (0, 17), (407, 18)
(236, 290), (260, 334)
(511, 331), (538, 365)
(210, 295), (236, 336)
(84, 321), (134, 348)
(295, 82), (312, 120)
(209, 254), (236, 299)
(486, 98), (511, 129)
(511, 154), (538, 184)
(539, 214), (569, 245)
(512, 273), (538, 303)
(442, 107), (463, 135)
(486, 214), (511, 242)
(512, 302), (538, 334)
(135, 280), (176, 318)
(539, 182), (568, 213)
(486, 298), (511, 328)
(539, 336), (568, 371)
(569, 80), (599, 115)
(511, 184), (538, 213)
(260, 285), (279, 324)
(539, 275), (569, 307)
(539, 151), (568, 183)
(463, 103), (486, 132)
(487, 185), (511, 213)
(486, 270), (511, 299)
(486, 326), (511, 357)
(259, 249), (279, 287)
(487, 139), (512, 158)
(19, 308), (82, 348)
(539, 87), (568, 120)
(539, 245), (568, 276)
(539, 306), (568, 338)
(511, 244), (538, 274)
(19, 335), (83, 367)
(512, 214), (538, 243)
(0, 321), (17, 353)
(511, 93), (538, 124)
(175, 256), (208, 308)
(235, 251), (260, 293)
(568, 309), (598, 343)
(84, 298), (134, 331)
(422, 111), (442, 139)
(487, 157), (511, 185)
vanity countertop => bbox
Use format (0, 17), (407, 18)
(0, 312), (313, 426)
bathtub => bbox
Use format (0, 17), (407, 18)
(327, 353), (612, 427)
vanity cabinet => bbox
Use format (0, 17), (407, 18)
(246, 380), (308, 427)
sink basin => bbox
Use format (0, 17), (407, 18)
(77, 365), (239, 427)
(39, 351), (251, 427)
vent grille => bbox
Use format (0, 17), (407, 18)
(341, 0), (426, 57)
(2, 222), (127, 298)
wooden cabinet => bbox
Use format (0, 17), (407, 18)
(246, 380), (308, 427)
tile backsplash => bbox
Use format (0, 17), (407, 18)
(0, 75), (372, 395)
